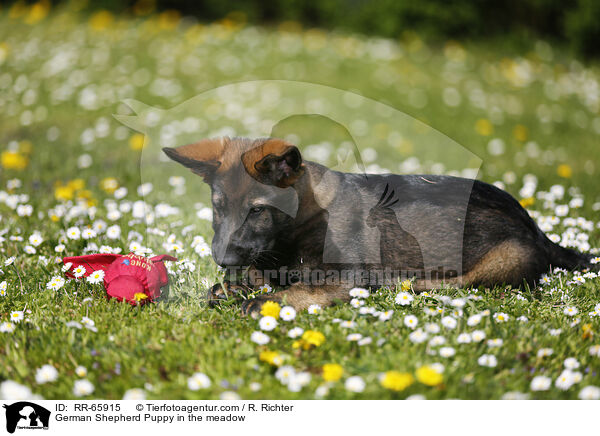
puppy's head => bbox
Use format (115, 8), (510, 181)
(163, 137), (303, 268)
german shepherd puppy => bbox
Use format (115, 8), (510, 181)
(164, 137), (594, 315)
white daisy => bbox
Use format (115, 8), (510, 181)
(35, 365), (58, 384)
(349, 287), (370, 298)
(66, 227), (81, 240)
(441, 316), (457, 329)
(73, 379), (95, 397)
(563, 357), (580, 370)
(477, 354), (497, 368)
(250, 331), (270, 345)
(0, 322), (16, 333)
(86, 270), (105, 284)
(307, 304), (322, 315)
(555, 370), (575, 391)
(346, 333), (363, 342)
(425, 323), (440, 334)
(357, 337), (372, 346)
(404, 315), (418, 329)
(457, 333), (472, 344)
(493, 312), (509, 323)
(28, 233), (44, 247)
(429, 336), (446, 346)
(578, 386), (600, 400)
(395, 292), (413, 306)
(0, 380), (34, 400)
(378, 310), (393, 321)
(344, 376), (366, 393)
(123, 388), (146, 400)
(439, 346), (456, 357)
(279, 306), (296, 321)
(46, 276), (65, 291)
(73, 265), (86, 278)
(487, 338), (503, 348)
(187, 373), (211, 390)
(471, 330), (486, 342)
(10, 311), (24, 323)
(259, 316), (278, 331)
(408, 329), (428, 344)
(288, 327), (304, 338)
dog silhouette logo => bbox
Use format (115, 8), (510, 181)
(3, 402), (50, 433)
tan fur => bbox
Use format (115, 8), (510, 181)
(240, 138), (291, 176)
(244, 283), (352, 314)
(170, 137), (306, 182)
(241, 138), (305, 186)
(463, 239), (533, 286)
(171, 138), (226, 164)
(408, 240), (533, 290)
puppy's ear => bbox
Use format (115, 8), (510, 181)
(162, 138), (224, 182)
(242, 139), (304, 188)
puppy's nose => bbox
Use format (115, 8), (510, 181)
(218, 252), (243, 268)
(215, 244), (248, 267)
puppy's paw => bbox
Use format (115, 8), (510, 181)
(240, 297), (264, 318)
(206, 281), (248, 307)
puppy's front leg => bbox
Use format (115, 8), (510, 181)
(207, 266), (273, 307)
(241, 283), (352, 317)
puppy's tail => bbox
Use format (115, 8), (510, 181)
(543, 235), (596, 271)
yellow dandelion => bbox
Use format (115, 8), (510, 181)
(76, 189), (93, 200)
(475, 119), (493, 136)
(24, 0), (50, 25)
(557, 164), (572, 179)
(100, 177), (119, 194)
(380, 371), (414, 391)
(294, 330), (326, 350)
(89, 10), (114, 31)
(54, 184), (74, 201)
(133, 293), (148, 302)
(129, 133), (146, 151)
(519, 197), (535, 208)
(1, 151), (28, 170)
(68, 178), (85, 191)
(259, 350), (282, 366)
(513, 124), (528, 142)
(582, 324), (593, 340)
(158, 10), (181, 30)
(260, 301), (281, 319)
(302, 330), (325, 347)
(322, 364), (343, 382)
(415, 366), (443, 386)
(0, 42), (9, 64)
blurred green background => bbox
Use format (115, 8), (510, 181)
(5, 0), (600, 58)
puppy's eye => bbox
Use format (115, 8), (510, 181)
(249, 206), (264, 214)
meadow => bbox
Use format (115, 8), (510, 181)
(1, 3), (600, 400)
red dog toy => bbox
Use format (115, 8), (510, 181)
(62, 253), (177, 305)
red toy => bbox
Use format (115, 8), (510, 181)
(62, 253), (177, 305)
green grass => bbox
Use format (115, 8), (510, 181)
(1, 5), (600, 400)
